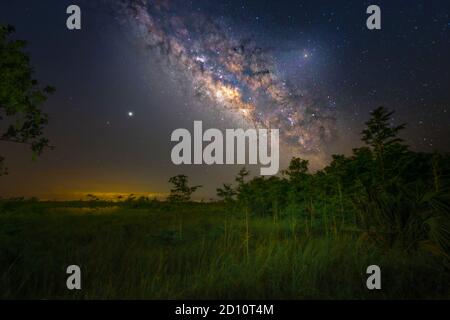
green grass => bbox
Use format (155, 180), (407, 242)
(0, 201), (449, 299)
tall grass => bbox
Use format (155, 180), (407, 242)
(0, 201), (448, 299)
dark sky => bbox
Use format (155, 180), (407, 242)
(0, 0), (449, 200)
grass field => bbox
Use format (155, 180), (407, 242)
(1, 200), (449, 299)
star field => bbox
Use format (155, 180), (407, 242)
(0, 0), (449, 199)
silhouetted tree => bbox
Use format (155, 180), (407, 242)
(0, 25), (54, 175)
(235, 167), (250, 187)
(361, 106), (406, 181)
(216, 183), (236, 203)
(282, 157), (308, 181)
(168, 174), (202, 202)
(225, 106), (449, 254)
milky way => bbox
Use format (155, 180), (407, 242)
(1, 0), (449, 199)
(116, 0), (336, 154)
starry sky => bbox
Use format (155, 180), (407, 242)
(0, 0), (449, 200)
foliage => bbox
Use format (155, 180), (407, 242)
(0, 25), (54, 174)
(0, 107), (449, 299)
(223, 107), (450, 256)
(168, 174), (202, 202)
(0, 203), (448, 299)
(216, 183), (236, 203)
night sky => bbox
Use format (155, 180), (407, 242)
(0, 0), (449, 200)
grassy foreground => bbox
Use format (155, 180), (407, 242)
(0, 200), (449, 299)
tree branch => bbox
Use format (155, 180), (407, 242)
(0, 137), (55, 149)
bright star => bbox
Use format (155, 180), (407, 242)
(128, 111), (134, 117)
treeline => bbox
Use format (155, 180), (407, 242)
(2, 107), (449, 256)
(184, 107), (450, 255)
